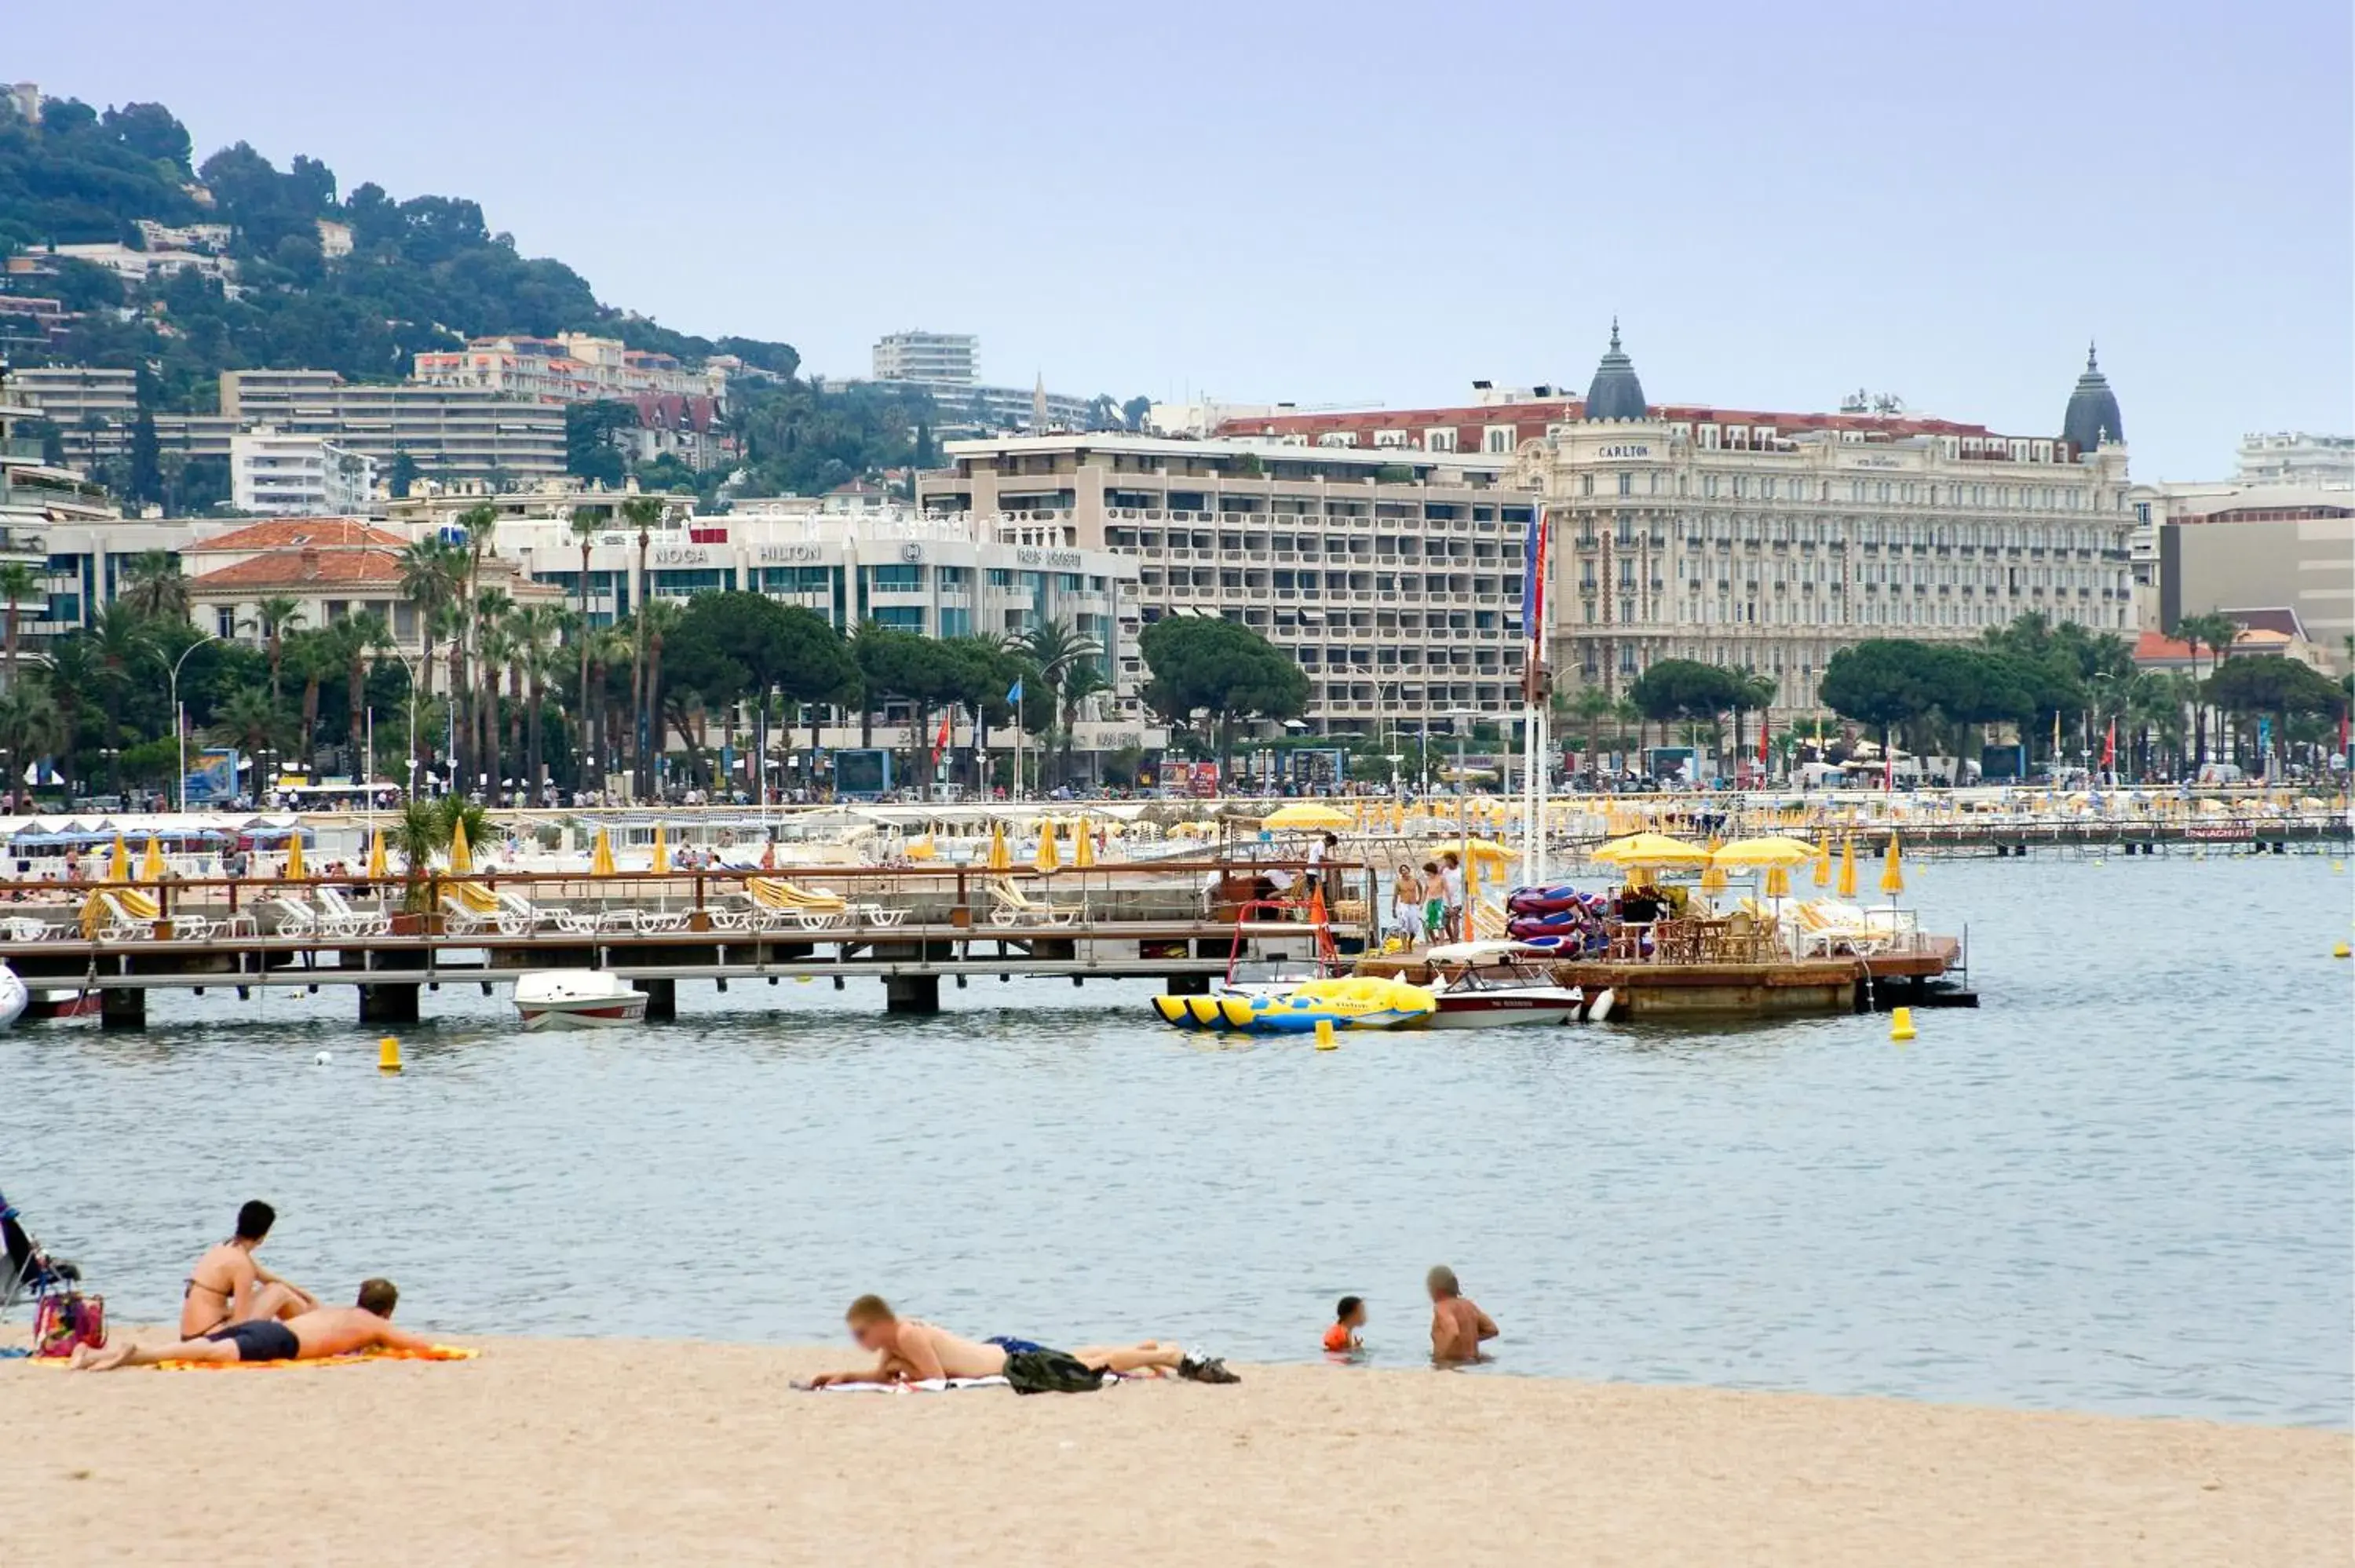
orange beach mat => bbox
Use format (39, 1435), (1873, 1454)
(28, 1345), (477, 1371)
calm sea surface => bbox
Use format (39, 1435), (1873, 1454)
(5, 853), (2348, 1427)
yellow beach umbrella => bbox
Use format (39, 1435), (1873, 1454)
(138, 836), (166, 882)
(1812, 838), (1832, 888)
(1073, 818), (1096, 870)
(1837, 835), (1857, 899)
(1387, 801), (1405, 832)
(282, 831), (305, 880)
(652, 823), (670, 874)
(367, 829), (389, 881)
(107, 834), (129, 882)
(1699, 837), (1729, 895)
(1034, 820), (1061, 873)
(986, 821), (1011, 870)
(590, 827), (616, 877)
(1711, 835), (1818, 870)
(1879, 833), (1904, 897)
(1592, 831), (1711, 868)
(1261, 801), (1352, 831)
(447, 817), (471, 875)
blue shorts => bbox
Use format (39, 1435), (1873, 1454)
(987, 1336), (1049, 1355)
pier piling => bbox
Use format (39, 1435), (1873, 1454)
(884, 975), (940, 1015)
(641, 978), (678, 1022)
(100, 987), (145, 1031)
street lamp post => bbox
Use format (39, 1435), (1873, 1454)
(162, 633), (223, 812)
(378, 646), (424, 802)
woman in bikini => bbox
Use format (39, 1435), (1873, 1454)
(179, 1199), (318, 1337)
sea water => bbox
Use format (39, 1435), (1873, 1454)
(5, 852), (2348, 1428)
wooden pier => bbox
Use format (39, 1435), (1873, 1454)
(0, 862), (1355, 1029)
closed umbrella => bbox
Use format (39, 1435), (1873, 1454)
(139, 837), (166, 882)
(986, 822), (1011, 871)
(1836, 835), (1857, 899)
(590, 827), (615, 877)
(108, 834), (130, 883)
(1812, 838), (1831, 888)
(283, 832), (305, 880)
(1034, 819), (1061, 873)
(1073, 818), (1096, 870)
(367, 830), (389, 881)
(1879, 833), (1904, 897)
(447, 818), (470, 875)
(652, 823), (670, 875)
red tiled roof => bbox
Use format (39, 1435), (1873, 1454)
(186, 517), (406, 552)
(191, 548), (407, 589)
(2132, 627), (2290, 665)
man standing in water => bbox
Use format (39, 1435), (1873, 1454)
(178, 1200), (318, 1337)
(1426, 1265), (1499, 1363)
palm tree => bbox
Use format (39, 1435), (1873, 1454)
(1014, 618), (1104, 786)
(637, 598), (681, 794)
(334, 611), (392, 778)
(89, 603), (155, 774)
(243, 595), (305, 701)
(283, 628), (336, 775)
(2176, 611), (2239, 770)
(120, 550), (188, 620)
(208, 687), (295, 786)
(508, 605), (560, 800)
(479, 618), (516, 795)
(1568, 685), (1615, 780)
(0, 560), (43, 689)
(44, 634), (95, 792)
(397, 538), (467, 713)
(588, 623), (633, 789)
(471, 586), (514, 789)
(619, 495), (667, 793)
(1056, 661), (1111, 785)
(0, 680), (63, 811)
(568, 505), (603, 791)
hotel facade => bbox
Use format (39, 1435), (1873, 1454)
(1220, 331), (2138, 717)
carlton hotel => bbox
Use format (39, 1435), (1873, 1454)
(1196, 327), (2138, 722)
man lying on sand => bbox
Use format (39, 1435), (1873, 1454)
(76, 1278), (432, 1370)
(179, 1199), (319, 1336)
(1427, 1265), (1498, 1363)
(807, 1295), (1240, 1391)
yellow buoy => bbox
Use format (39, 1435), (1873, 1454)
(1314, 1018), (1338, 1051)
(2334, 943), (2350, 960)
(1889, 1006), (1916, 1042)
(377, 1036), (403, 1073)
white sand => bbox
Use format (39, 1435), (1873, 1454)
(5, 1338), (2345, 1566)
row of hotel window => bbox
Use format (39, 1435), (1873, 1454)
(1575, 516), (2122, 551)
(528, 566), (1109, 596)
(1580, 561), (2130, 590)
(1582, 597), (2132, 630)
(1576, 471), (2111, 509)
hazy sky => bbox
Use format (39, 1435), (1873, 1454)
(22, 1), (2353, 478)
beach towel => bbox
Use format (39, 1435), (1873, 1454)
(27, 1345), (477, 1371)
(798, 1376), (1012, 1394)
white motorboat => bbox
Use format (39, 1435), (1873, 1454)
(0, 963), (26, 1031)
(1418, 941), (1608, 1029)
(512, 969), (647, 1031)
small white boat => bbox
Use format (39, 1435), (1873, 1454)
(1419, 941), (1599, 1030)
(0, 963), (26, 1030)
(513, 969), (647, 1031)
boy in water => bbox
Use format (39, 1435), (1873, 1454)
(1323, 1295), (1366, 1354)
(1426, 1265), (1498, 1363)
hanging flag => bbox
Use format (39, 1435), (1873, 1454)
(2101, 717), (2116, 771)
(1006, 677), (1024, 707)
(1758, 714), (1771, 767)
(931, 708), (953, 766)
(1521, 505), (1549, 651)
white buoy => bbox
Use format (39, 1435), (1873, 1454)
(313, 1051), (332, 1067)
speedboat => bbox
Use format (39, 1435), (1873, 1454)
(0, 963), (25, 1030)
(513, 969), (648, 1031)
(1418, 941), (1610, 1029)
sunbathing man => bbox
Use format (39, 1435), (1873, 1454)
(76, 1278), (433, 1370)
(1426, 1265), (1499, 1363)
(179, 1199), (318, 1337)
(807, 1295), (1239, 1391)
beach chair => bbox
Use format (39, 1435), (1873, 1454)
(93, 892), (162, 943)
(987, 877), (1084, 928)
(435, 888), (495, 938)
(0, 914), (60, 943)
(267, 895), (323, 939)
(314, 886), (393, 939)
(851, 901), (909, 929)
(495, 888), (575, 934)
(1, 1187), (82, 1325)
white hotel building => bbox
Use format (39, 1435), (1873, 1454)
(1221, 330), (2138, 717)
(915, 434), (1539, 737)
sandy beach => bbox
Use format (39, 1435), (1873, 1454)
(3, 1336), (2345, 1566)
